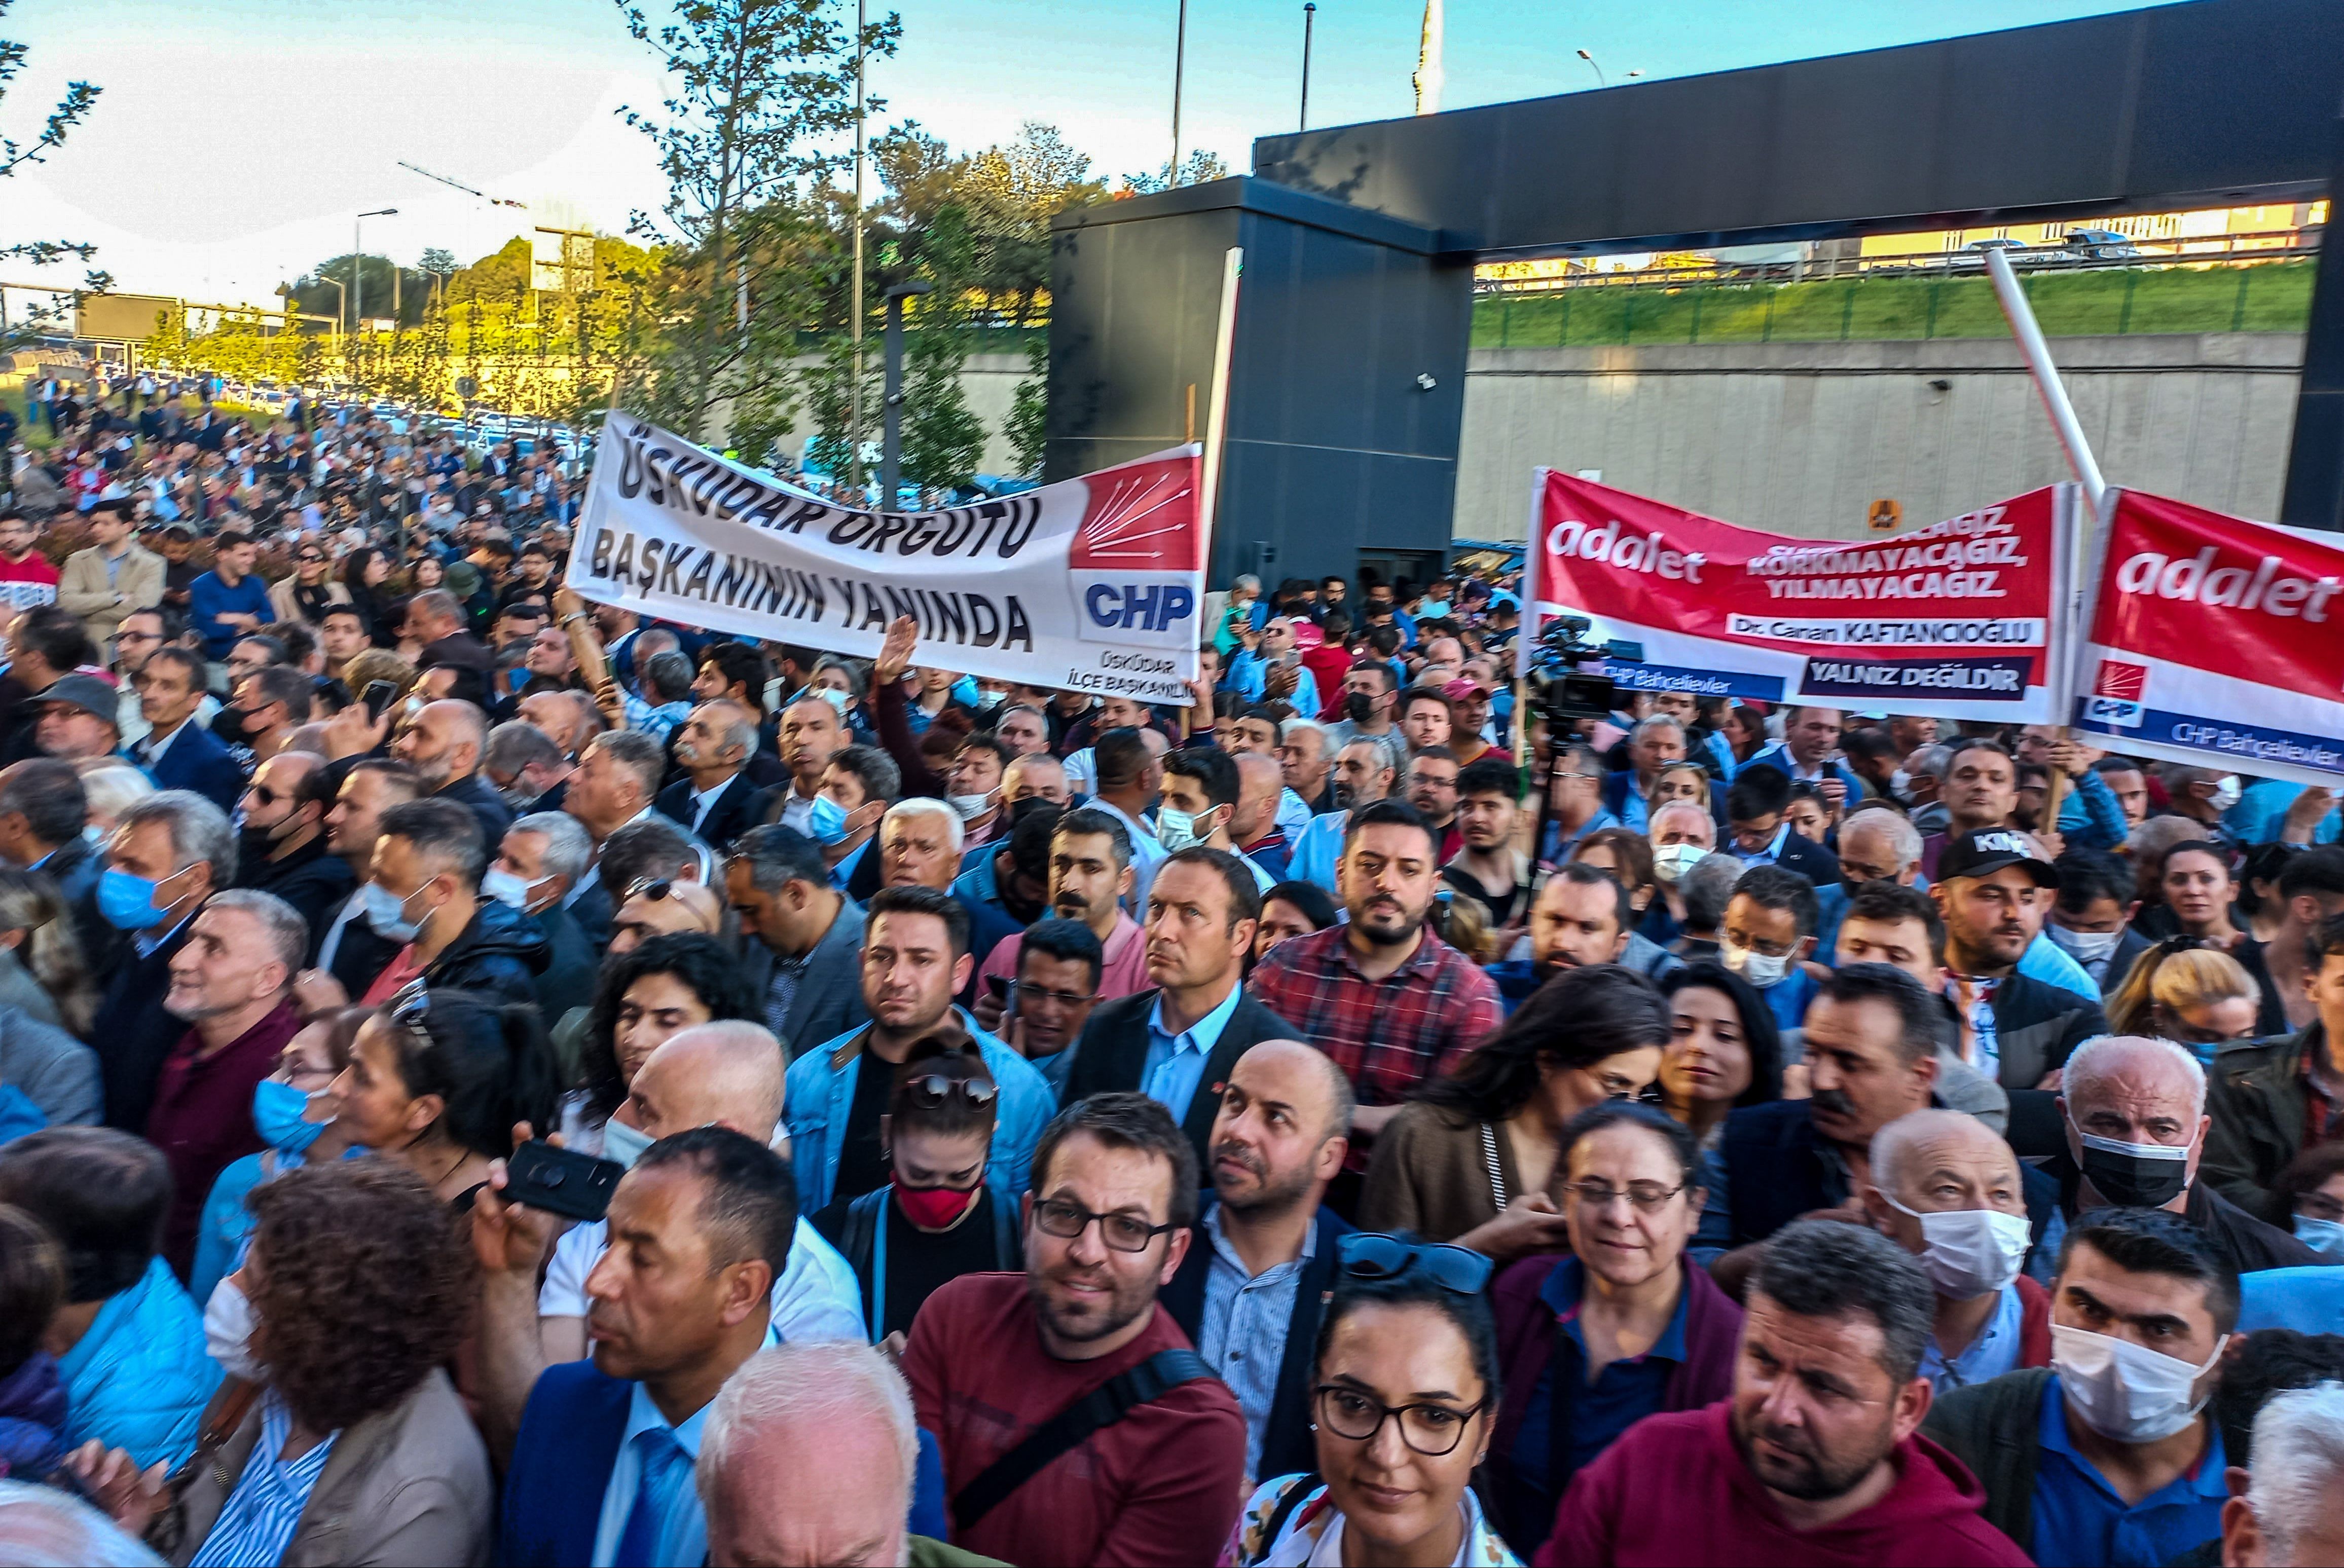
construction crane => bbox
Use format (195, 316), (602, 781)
(397, 161), (526, 209)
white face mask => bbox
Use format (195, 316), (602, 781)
(601, 1115), (654, 1170)
(2045, 922), (2122, 965)
(946, 791), (996, 823)
(2052, 1323), (2226, 1443)
(1884, 1196), (2030, 1300)
(1890, 767), (1915, 801)
(2207, 775), (2242, 813)
(1723, 939), (1790, 988)
(1652, 842), (1706, 885)
(480, 867), (543, 912)
(202, 1277), (262, 1382)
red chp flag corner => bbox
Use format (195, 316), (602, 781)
(2073, 489), (2344, 787)
(1521, 471), (2070, 724)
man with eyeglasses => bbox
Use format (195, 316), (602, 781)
(1538, 741), (1618, 864)
(902, 1093), (1247, 1567)
(1541, 1219), (2032, 1565)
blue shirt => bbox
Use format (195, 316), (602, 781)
(1141, 982), (1244, 1122)
(591, 1382), (711, 1567)
(188, 569), (274, 659)
(1511, 1258), (1688, 1498)
(1754, 964), (1819, 1035)
(1916, 1281), (2025, 1392)
(1198, 1205), (1315, 1481)
(2032, 1373), (2227, 1568)
(189, 1394), (337, 1568)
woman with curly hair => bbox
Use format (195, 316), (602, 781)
(571, 931), (759, 1158)
(70, 1159), (492, 1565)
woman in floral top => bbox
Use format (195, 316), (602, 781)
(1223, 1233), (1521, 1567)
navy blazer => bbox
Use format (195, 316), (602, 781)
(135, 722), (246, 814)
(655, 772), (762, 853)
(500, 1361), (630, 1568)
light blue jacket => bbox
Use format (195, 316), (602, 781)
(783, 1009), (1054, 1213)
(56, 1256), (220, 1471)
(1289, 810), (1348, 894)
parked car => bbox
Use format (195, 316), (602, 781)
(1948, 237), (2034, 270)
(2064, 228), (2144, 261)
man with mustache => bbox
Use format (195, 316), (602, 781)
(902, 1093), (1248, 1566)
(973, 808), (1150, 1028)
(1160, 1037), (1353, 1485)
(1539, 1220), (2030, 1565)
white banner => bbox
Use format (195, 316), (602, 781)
(568, 414), (1208, 703)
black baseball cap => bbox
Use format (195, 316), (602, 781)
(1936, 827), (2059, 887)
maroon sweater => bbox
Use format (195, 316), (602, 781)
(902, 1272), (1247, 1567)
(145, 998), (302, 1275)
(1534, 1400), (2032, 1567)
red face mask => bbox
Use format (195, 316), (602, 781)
(895, 1181), (981, 1230)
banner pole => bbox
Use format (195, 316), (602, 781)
(1194, 247), (1244, 604)
(1515, 468), (1545, 770)
(1987, 245), (2102, 834)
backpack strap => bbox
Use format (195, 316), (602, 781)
(949, 1348), (1214, 1535)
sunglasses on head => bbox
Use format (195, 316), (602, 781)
(625, 878), (676, 902)
(898, 1073), (998, 1110)
(1337, 1231), (1493, 1295)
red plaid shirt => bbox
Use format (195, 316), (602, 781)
(1248, 923), (1504, 1113)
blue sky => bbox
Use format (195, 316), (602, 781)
(5, 0), (2179, 306)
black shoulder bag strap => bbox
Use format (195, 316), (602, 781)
(949, 1348), (1214, 1535)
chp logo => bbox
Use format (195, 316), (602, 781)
(1070, 455), (1204, 649)
(2084, 658), (2148, 729)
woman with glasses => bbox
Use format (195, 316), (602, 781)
(1654, 963), (1783, 1156)
(2104, 940), (2263, 1067)
(1483, 1103), (1740, 1556)
(812, 1040), (1020, 1344)
(1361, 965), (1669, 1261)
(1225, 1233), (1518, 1566)
(266, 544), (350, 629)
(328, 984), (557, 1210)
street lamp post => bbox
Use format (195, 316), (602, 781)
(879, 280), (933, 508)
(1575, 49), (1606, 89)
(354, 208), (398, 332)
(1171, 0), (1188, 184)
(1300, 4), (1316, 131)
(850, 0), (867, 494)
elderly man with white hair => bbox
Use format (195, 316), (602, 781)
(697, 1341), (989, 1566)
(879, 797), (1019, 979)
(2223, 1382), (2344, 1568)
(2057, 1033), (2319, 1275)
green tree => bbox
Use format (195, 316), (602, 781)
(1004, 334), (1046, 477)
(1, 0), (107, 343)
(616, 0), (899, 445)
(418, 247), (459, 278)
(1119, 148), (1228, 196)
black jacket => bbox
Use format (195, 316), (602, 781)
(35, 833), (114, 974)
(1061, 988), (1301, 1171)
(1770, 830), (1841, 886)
(1986, 970), (2107, 1090)
(236, 834), (357, 942)
(1160, 1196), (1351, 1484)
(531, 901), (600, 1019)
(92, 916), (197, 1134)
(654, 773), (762, 854)
(432, 771), (514, 850)
(421, 899), (550, 1009)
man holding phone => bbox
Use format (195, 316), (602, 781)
(991, 917), (1103, 1091)
(1744, 705), (1869, 809)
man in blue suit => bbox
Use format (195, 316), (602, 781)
(127, 646), (245, 813)
(489, 1126), (795, 1568)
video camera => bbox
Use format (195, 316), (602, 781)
(1526, 615), (1644, 727)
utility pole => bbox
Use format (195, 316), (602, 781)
(849, 0), (867, 495)
(879, 281), (932, 507)
(1300, 4), (1316, 130)
(1171, 0), (1189, 184)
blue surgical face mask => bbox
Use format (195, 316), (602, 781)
(252, 1077), (327, 1156)
(949, 675), (981, 710)
(362, 880), (423, 943)
(98, 864), (190, 931)
(602, 1116), (654, 1170)
(2293, 1215), (2344, 1259)
(806, 792), (851, 845)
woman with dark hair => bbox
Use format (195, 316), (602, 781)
(1226, 1233), (1518, 1566)
(1722, 703), (1769, 767)
(339, 546), (395, 647)
(572, 931), (759, 1154)
(1360, 965), (1670, 1259)
(811, 1038), (1021, 1342)
(406, 554), (446, 595)
(1655, 963), (1783, 1154)
(1484, 1103), (1741, 1555)
(327, 985), (558, 1209)
(72, 1161), (492, 1565)
(1571, 828), (1655, 919)
(1252, 880), (1338, 966)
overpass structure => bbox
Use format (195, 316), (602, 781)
(1045, 0), (2344, 585)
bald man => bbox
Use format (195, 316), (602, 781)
(1862, 1109), (2047, 1393)
(476, 1022), (865, 1453)
(1231, 751), (1293, 880)
(391, 697), (512, 844)
(1161, 1038), (1354, 1482)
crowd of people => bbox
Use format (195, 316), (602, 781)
(0, 384), (2335, 1566)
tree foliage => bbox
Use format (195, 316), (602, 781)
(1004, 334), (1047, 478)
(1, 0), (107, 341)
